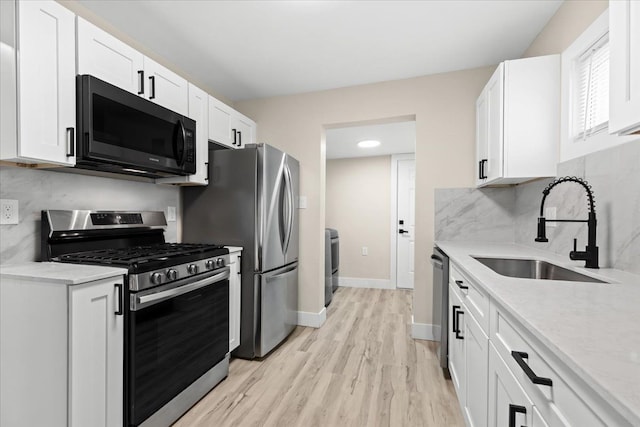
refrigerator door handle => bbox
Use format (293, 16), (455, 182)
(283, 163), (294, 255)
(278, 168), (288, 253)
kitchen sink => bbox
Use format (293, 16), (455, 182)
(473, 257), (607, 283)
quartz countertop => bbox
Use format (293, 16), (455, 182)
(435, 241), (640, 426)
(0, 262), (127, 285)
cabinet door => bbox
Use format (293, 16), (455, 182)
(485, 64), (504, 183)
(476, 88), (489, 186)
(488, 343), (533, 427)
(464, 311), (488, 427)
(69, 278), (124, 427)
(76, 17), (144, 95)
(232, 114), (256, 148)
(143, 57), (188, 116)
(229, 252), (242, 352)
(609, 0), (640, 135)
(448, 284), (465, 403)
(17, 0), (75, 166)
(209, 96), (234, 147)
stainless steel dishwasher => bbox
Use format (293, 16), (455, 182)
(431, 246), (450, 376)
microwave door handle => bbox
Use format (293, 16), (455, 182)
(174, 120), (186, 165)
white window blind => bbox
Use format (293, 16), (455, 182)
(575, 33), (610, 140)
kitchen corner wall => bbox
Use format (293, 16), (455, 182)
(435, 141), (640, 275)
(0, 167), (179, 264)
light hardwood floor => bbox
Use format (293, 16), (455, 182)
(174, 287), (464, 427)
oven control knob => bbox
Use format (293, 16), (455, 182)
(216, 258), (225, 267)
(166, 269), (178, 281)
(187, 264), (198, 275)
(151, 272), (164, 285)
(205, 259), (215, 270)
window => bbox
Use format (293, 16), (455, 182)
(560, 10), (633, 161)
(574, 34), (609, 140)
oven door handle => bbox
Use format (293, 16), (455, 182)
(132, 268), (230, 311)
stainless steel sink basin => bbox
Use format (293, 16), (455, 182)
(473, 257), (607, 283)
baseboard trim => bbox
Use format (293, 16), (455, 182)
(339, 277), (395, 290)
(297, 307), (327, 328)
(411, 315), (440, 341)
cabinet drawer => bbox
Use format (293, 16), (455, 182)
(490, 304), (609, 427)
(450, 262), (489, 334)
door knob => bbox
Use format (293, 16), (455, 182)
(399, 229), (408, 234)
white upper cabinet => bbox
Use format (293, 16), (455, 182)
(76, 18), (188, 116)
(143, 56), (188, 116)
(609, 0), (640, 135)
(157, 83), (209, 185)
(476, 55), (560, 187)
(232, 113), (257, 148)
(208, 95), (257, 149)
(76, 17), (144, 94)
(1, 0), (76, 166)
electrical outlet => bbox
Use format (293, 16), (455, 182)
(362, 246), (368, 256)
(166, 206), (176, 222)
(0, 199), (19, 225)
(545, 207), (557, 227)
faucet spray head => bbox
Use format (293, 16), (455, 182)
(535, 217), (549, 242)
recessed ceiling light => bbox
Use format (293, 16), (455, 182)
(357, 140), (381, 148)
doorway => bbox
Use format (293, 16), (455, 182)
(324, 118), (415, 291)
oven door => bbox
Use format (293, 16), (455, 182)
(127, 268), (229, 426)
(76, 74), (196, 178)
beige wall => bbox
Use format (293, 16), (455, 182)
(523, 0), (608, 57)
(236, 67), (493, 322)
(326, 156), (391, 280)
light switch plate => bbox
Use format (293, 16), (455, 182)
(0, 199), (19, 225)
(362, 246), (368, 256)
(166, 206), (177, 222)
(298, 196), (307, 209)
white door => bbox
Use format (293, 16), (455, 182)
(208, 96), (234, 147)
(464, 311), (489, 427)
(143, 56), (188, 116)
(396, 157), (415, 289)
(485, 63), (504, 183)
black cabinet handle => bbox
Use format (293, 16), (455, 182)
(452, 305), (460, 333)
(237, 130), (242, 147)
(66, 127), (75, 157)
(478, 160), (483, 180)
(232, 129), (237, 145)
(511, 351), (553, 387)
(205, 162), (209, 181)
(455, 309), (464, 339)
(480, 159), (488, 179)
(114, 283), (123, 316)
(138, 70), (144, 95)
(149, 76), (156, 99)
(508, 404), (526, 427)
(455, 279), (468, 290)
(399, 229), (408, 234)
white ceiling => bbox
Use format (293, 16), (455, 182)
(76, 0), (563, 102)
(326, 121), (415, 159)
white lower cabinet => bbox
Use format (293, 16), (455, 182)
(228, 248), (243, 353)
(449, 280), (489, 427)
(488, 343), (534, 427)
(449, 261), (634, 427)
(0, 269), (124, 427)
(69, 279), (124, 427)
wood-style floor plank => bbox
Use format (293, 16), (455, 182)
(173, 287), (464, 427)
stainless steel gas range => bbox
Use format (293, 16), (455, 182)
(42, 210), (230, 427)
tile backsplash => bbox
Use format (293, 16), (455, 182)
(435, 141), (640, 274)
(0, 167), (180, 265)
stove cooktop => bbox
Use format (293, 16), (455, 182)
(55, 243), (228, 274)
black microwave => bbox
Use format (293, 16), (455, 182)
(76, 75), (196, 178)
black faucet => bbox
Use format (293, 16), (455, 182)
(535, 176), (599, 269)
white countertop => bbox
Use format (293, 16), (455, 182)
(0, 262), (127, 285)
(436, 241), (640, 426)
(225, 246), (243, 253)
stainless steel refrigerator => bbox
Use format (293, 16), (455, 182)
(182, 143), (299, 359)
